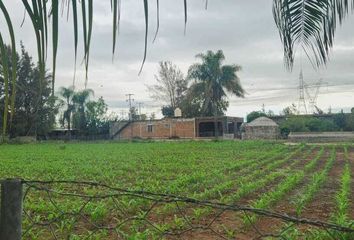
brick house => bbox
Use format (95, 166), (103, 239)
(110, 116), (244, 140)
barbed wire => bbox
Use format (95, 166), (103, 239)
(20, 180), (354, 240)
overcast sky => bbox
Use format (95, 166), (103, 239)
(1, 0), (354, 118)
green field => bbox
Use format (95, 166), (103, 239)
(0, 141), (353, 239)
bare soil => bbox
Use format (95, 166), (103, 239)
(234, 147), (331, 239)
(176, 146), (351, 240)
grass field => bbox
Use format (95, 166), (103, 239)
(0, 141), (353, 239)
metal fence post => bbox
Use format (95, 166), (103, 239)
(0, 179), (23, 240)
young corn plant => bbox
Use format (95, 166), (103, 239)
(333, 146), (351, 225)
(196, 146), (303, 200)
(222, 145), (308, 203)
(244, 146), (326, 225)
(279, 147), (338, 239)
(295, 147), (336, 216)
(245, 171), (305, 224)
(322, 146), (353, 240)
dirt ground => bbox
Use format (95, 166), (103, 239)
(175, 146), (351, 240)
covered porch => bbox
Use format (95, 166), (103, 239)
(195, 116), (243, 139)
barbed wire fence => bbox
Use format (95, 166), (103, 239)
(0, 179), (353, 240)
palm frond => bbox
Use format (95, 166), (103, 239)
(72, 0), (78, 87)
(184, 0), (188, 34)
(0, 1), (17, 127)
(0, 33), (10, 139)
(153, 0), (160, 43)
(52, 0), (59, 96)
(21, 0), (45, 91)
(221, 65), (244, 98)
(81, 0), (93, 87)
(139, 0), (149, 75)
(112, 0), (119, 56)
(273, 0), (354, 70)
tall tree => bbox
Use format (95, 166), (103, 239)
(187, 50), (245, 117)
(187, 50), (244, 137)
(85, 97), (109, 135)
(1, 43), (59, 137)
(72, 89), (94, 132)
(58, 86), (75, 131)
(147, 61), (187, 109)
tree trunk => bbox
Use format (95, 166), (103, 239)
(214, 103), (219, 139)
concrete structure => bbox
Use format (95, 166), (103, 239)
(288, 132), (354, 142)
(242, 117), (280, 140)
(110, 116), (243, 140)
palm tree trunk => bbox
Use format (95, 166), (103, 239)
(68, 115), (71, 131)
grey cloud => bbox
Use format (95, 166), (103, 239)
(1, 0), (353, 118)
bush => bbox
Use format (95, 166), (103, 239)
(246, 111), (267, 123)
(306, 118), (338, 132)
(280, 117), (339, 137)
(344, 114), (354, 131)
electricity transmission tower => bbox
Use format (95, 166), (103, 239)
(297, 71), (307, 114)
(305, 79), (323, 114)
(297, 71), (325, 115)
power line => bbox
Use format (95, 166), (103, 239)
(245, 82), (354, 93)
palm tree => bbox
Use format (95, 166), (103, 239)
(58, 86), (75, 131)
(72, 89), (94, 132)
(188, 50), (245, 137)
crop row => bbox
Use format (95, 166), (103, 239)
(245, 147), (330, 224)
(294, 147), (336, 215)
(280, 147), (353, 239)
(333, 146), (351, 225)
(199, 145), (308, 201)
(224, 145), (321, 203)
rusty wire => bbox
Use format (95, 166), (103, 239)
(20, 180), (354, 240)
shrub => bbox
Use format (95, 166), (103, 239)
(280, 117), (339, 136)
(246, 111), (267, 123)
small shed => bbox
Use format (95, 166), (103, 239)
(242, 117), (280, 140)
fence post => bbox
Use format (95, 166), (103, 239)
(0, 179), (23, 240)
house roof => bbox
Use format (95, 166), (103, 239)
(247, 117), (278, 127)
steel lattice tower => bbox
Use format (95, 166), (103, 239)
(297, 71), (307, 114)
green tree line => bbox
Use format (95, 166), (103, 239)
(58, 86), (111, 136)
(0, 44), (111, 140)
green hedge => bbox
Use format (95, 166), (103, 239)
(280, 117), (339, 137)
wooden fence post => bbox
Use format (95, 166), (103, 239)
(0, 179), (23, 240)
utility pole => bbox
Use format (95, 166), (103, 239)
(137, 102), (144, 119)
(126, 94), (134, 121)
(120, 110), (126, 120)
(126, 94), (134, 139)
